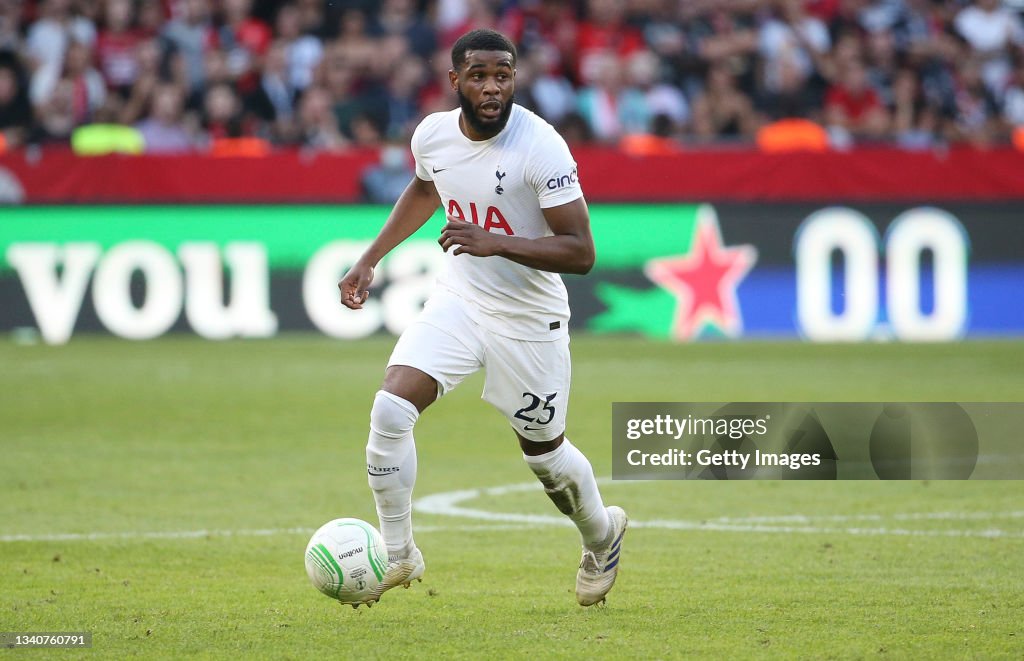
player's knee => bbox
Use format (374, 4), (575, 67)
(368, 390), (419, 442)
(518, 432), (564, 456)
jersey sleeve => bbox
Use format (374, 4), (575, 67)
(527, 127), (583, 209)
(410, 121), (432, 182)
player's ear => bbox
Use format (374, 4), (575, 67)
(448, 68), (458, 91)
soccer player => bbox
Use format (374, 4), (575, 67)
(338, 29), (627, 607)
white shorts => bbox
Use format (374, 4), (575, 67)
(387, 292), (571, 442)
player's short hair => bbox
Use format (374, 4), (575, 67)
(451, 29), (517, 71)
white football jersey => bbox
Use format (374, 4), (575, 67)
(410, 104), (583, 340)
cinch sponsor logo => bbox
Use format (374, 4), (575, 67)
(367, 464), (399, 474)
(338, 546), (364, 560)
(546, 167), (578, 190)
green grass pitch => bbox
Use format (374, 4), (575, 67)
(2, 336), (1023, 659)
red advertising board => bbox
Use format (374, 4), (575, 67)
(1, 147), (1023, 204)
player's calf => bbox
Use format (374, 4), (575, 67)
(524, 439), (611, 548)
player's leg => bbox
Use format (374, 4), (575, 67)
(365, 365), (435, 586)
(482, 335), (628, 605)
(518, 431), (612, 555)
(516, 430), (628, 606)
(363, 294), (483, 602)
(483, 335), (611, 547)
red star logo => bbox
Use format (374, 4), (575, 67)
(644, 207), (757, 340)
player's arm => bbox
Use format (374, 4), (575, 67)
(438, 197), (595, 275)
(339, 176), (440, 309)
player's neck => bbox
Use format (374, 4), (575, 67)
(458, 113), (503, 142)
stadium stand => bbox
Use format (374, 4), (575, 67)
(0, 0), (1022, 153)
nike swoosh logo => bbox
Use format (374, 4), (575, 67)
(523, 425), (546, 431)
(367, 471), (395, 476)
(432, 166), (448, 173)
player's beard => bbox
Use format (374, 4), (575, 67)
(457, 88), (514, 137)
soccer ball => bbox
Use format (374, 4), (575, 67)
(304, 518), (388, 605)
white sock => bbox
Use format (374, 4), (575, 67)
(524, 439), (611, 550)
(365, 390), (419, 560)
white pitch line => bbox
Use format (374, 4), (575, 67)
(711, 511), (1024, 524)
(413, 480), (1024, 539)
(4, 480), (1024, 543)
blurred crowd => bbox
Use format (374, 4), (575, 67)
(1, 0), (1024, 154)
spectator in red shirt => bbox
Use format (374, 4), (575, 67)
(806, 0), (841, 23)
(96, 0), (146, 97)
(215, 0), (270, 94)
(576, 0), (644, 84)
(825, 58), (889, 139)
(499, 0), (578, 79)
(416, 46), (456, 115)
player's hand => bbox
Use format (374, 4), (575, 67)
(438, 220), (505, 257)
(338, 263), (374, 309)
